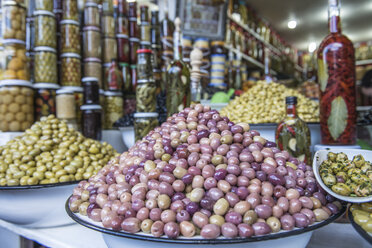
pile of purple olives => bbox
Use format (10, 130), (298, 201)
(69, 104), (341, 239)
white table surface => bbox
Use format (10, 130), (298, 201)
(0, 219), (370, 248)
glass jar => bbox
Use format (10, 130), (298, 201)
(129, 37), (140, 64)
(151, 44), (161, 70)
(72, 86), (84, 128)
(101, 0), (114, 15)
(102, 15), (115, 37)
(137, 49), (153, 80)
(0, 80), (34, 131)
(35, 0), (53, 12)
(33, 83), (59, 121)
(130, 64), (137, 91)
(116, 15), (128, 36)
(136, 79), (156, 112)
(2, 1), (26, 41)
(84, 2), (100, 27)
(81, 104), (102, 140)
(62, 0), (78, 21)
(60, 53), (81, 86)
(60, 20), (80, 54)
(83, 26), (101, 58)
(134, 112), (159, 141)
(34, 11), (56, 48)
(84, 58), (102, 88)
(104, 91), (124, 129)
(56, 87), (78, 129)
(102, 37), (117, 63)
(82, 77), (99, 105)
(117, 34), (130, 63)
(129, 17), (138, 38)
(1, 39), (29, 81)
(102, 62), (111, 90)
(128, 1), (137, 18)
(120, 63), (132, 94)
(34, 46), (58, 84)
(106, 59), (123, 91)
(140, 23), (150, 43)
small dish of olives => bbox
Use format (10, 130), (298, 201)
(313, 149), (372, 203)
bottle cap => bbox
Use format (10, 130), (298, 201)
(286, 96), (297, 104)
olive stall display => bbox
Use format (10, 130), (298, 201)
(34, 83), (60, 121)
(0, 80), (34, 131)
(69, 104), (342, 239)
(220, 81), (320, 124)
(319, 152), (372, 197)
(350, 203), (372, 234)
(60, 53), (81, 86)
(0, 115), (118, 186)
(104, 90), (124, 129)
(33, 10), (56, 49)
(134, 112), (159, 141)
(0, 39), (29, 81)
(34, 46), (58, 84)
(136, 79), (157, 113)
(1, 1), (26, 41)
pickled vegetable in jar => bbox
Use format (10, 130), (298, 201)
(81, 104), (102, 140)
(117, 34), (130, 63)
(102, 37), (117, 63)
(102, 15), (115, 36)
(60, 53), (81, 86)
(82, 77), (99, 105)
(56, 87), (76, 119)
(137, 49), (153, 80)
(83, 58), (102, 89)
(62, 0), (79, 21)
(35, 0), (54, 12)
(104, 91), (124, 129)
(2, 1), (26, 41)
(34, 10), (56, 48)
(60, 20), (81, 54)
(120, 63), (132, 94)
(84, 2), (100, 27)
(136, 79), (156, 112)
(1, 39), (29, 81)
(130, 64), (137, 91)
(34, 83), (59, 121)
(34, 46), (58, 84)
(83, 26), (101, 58)
(105, 59), (123, 91)
(134, 112), (159, 141)
(0, 80), (34, 132)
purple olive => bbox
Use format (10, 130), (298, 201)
(254, 204), (273, 219)
(252, 222), (271, 236)
(268, 173), (285, 186)
(293, 213), (310, 228)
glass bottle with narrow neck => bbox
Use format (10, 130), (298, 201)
(317, 0), (356, 145)
(190, 48), (203, 103)
(166, 17), (190, 116)
(275, 96), (311, 164)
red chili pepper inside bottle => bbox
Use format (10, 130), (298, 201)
(106, 59), (123, 91)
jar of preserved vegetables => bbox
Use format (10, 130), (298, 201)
(56, 87), (78, 129)
(105, 59), (123, 91)
(34, 46), (58, 84)
(0, 80), (34, 132)
(129, 37), (140, 64)
(129, 17), (139, 38)
(102, 15), (115, 37)
(82, 77), (99, 105)
(33, 83), (59, 121)
(60, 53), (81, 86)
(136, 79), (156, 112)
(128, 1), (137, 18)
(1, 39), (29, 81)
(130, 64), (137, 91)
(104, 91), (124, 129)
(140, 23), (150, 43)
(35, 0), (53, 12)
(84, 58), (102, 88)
(81, 104), (102, 140)
(60, 20), (80, 54)
(116, 15), (128, 36)
(84, 2), (100, 27)
(134, 112), (159, 141)
(101, 0), (114, 15)
(117, 34), (130, 63)
(137, 49), (152, 80)
(34, 10), (56, 48)
(2, 1), (26, 41)
(62, 0), (78, 21)
(120, 63), (132, 94)
(83, 26), (101, 58)
(102, 37), (117, 63)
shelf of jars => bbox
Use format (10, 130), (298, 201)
(356, 59), (372, 66)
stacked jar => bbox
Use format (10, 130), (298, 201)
(194, 38), (210, 82)
(139, 5), (150, 49)
(100, 2), (116, 67)
(56, 87), (78, 130)
(182, 36), (193, 64)
(128, 1), (139, 65)
(34, 83), (60, 121)
(210, 40), (227, 90)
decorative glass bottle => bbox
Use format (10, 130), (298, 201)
(190, 47), (203, 103)
(166, 17), (190, 116)
(317, 0), (356, 144)
(276, 96), (311, 164)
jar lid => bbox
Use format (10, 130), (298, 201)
(2, 39), (26, 46)
(3, 1), (26, 8)
(53, 9), (63, 14)
(137, 79), (154, 84)
(103, 62), (111, 67)
(194, 37), (209, 42)
(210, 76), (225, 80)
(0, 80), (32, 88)
(130, 64), (137, 68)
(120, 62), (129, 67)
(211, 41), (225, 46)
(59, 86), (83, 93)
(56, 88), (74, 94)
(210, 69), (225, 72)
(104, 91), (123, 97)
(151, 44), (161, 49)
(82, 77), (99, 83)
(85, 2), (99, 7)
(83, 26), (101, 32)
(34, 46), (57, 53)
(60, 19), (80, 26)
(137, 49), (152, 54)
(141, 21), (150, 26)
(116, 34), (129, 39)
(140, 41), (151, 46)
(134, 112), (159, 118)
(99, 89), (105, 95)
(211, 54), (226, 57)
(33, 83), (60, 89)
(129, 17), (138, 22)
(80, 104), (102, 111)
(61, 53), (81, 59)
(84, 57), (102, 63)
(34, 10), (55, 17)
(129, 37), (140, 42)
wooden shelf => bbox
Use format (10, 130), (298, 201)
(356, 59), (372, 66)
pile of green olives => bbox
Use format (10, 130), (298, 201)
(350, 203), (372, 233)
(319, 152), (372, 197)
(0, 115), (118, 186)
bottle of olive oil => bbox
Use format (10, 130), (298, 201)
(276, 96), (311, 163)
(190, 47), (203, 104)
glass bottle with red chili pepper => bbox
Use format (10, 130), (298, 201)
(106, 59), (123, 91)
(317, 0), (356, 145)
(275, 96), (311, 164)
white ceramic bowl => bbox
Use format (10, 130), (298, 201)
(313, 148), (372, 203)
(119, 126), (135, 149)
(0, 182), (77, 227)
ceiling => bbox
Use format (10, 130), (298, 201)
(245, 0), (372, 51)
